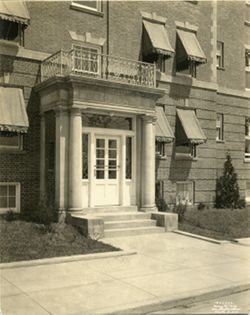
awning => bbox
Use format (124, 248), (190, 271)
(0, 1), (30, 25)
(143, 20), (175, 57)
(0, 87), (29, 133)
(155, 107), (174, 143)
(176, 109), (206, 145)
(177, 29), (206, 64)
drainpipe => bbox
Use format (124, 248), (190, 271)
(106, 0), (109, 55)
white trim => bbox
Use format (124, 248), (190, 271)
(71, 0), (101, 12)
(0, 182), (20, 213)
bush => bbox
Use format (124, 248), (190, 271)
(197, 202), (206, 210)
(2, 210), (18, 222)
(156, 197), (169, 212)
(22, 196), (58, 232)
(174, 203), (187, 222)
(215, 153), (242, 209)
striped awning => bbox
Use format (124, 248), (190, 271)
(0, 1), (30, 25)
(0, 87), (29, 133)
(177, 29), (206, 64)
(176, 109), (206, 145)
(155, 107), (174, 143)
(143, 20), (175, 57)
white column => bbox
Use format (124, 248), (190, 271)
(140, 115), (157, 212)
(55, 108), (69, 210)
(40, 113), (46, 199)
(68, 108), (82, 211)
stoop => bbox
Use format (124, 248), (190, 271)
(69, 209), (178, 239)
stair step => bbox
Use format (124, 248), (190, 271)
(104, 219), (156, 229)
(104, 226), (165, 238)
(98, 212), (151, 222)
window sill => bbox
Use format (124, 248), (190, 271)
(244, 158), (250, 163)
(0, 149), (25, 154)
(70, 4), (104, 17)
(216, 139), (225, 143)
(175, 154), (197, 161)
(156, 154), (167, 160)
(217, 67), (225, 71)
(244, 21), (250, 27)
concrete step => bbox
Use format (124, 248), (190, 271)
(98, 212), (151, 222)
(104, 226), (165, 238)
(104, 219), (156, 229)
(78, 206), (138, 214)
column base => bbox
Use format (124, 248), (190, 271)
(68, 207), (83, 212)
(140, 205), (158, 212)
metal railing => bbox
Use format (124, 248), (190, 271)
(41, 49), (156, 88)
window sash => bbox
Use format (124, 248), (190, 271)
(0, 133), (23, 150)
(176, 181), (194, 205)
(216, 114), (224, 141)
(0, 183), (19, 211)
(216, 41), (224, 68)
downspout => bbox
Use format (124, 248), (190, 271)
(106, 0), (109, 55)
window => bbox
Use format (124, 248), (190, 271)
(175, 144), (196, 158)
(156, 180), (164, 199)
(176, 181), (194, 205)
(246, 181), (250, 202)
(0, 131), (23, 150)
(176, 59), (197, 77)
(82, 134), (88, 179)
(72, 45), (100, 75)
(245, 118), (250, 161)
(245, 49), (250, 89)
(126, 137), (132, 179)
(71, 1), (101, 12)
(82, 114), (132, 130)
(216, 41), (224, 69)
(156, 141), (166, 158)
(216, 114), (224, 141)
(0, 183), (20, 212)
(0, 20), (24, 46)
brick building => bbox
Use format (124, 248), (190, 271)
(0, 1), (249, 230)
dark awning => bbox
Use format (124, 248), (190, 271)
(177, 29), (206, 64)
(143, 20), (175, 57)
(176, 109), (206, 145)
(155, 107), (174, 143)
(0, 1), (30, 25)
(0, 87), (29, 133)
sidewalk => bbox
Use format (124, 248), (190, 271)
(1, 233), (250, 315)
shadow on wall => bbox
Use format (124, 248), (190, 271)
(169, 143), (192, 182)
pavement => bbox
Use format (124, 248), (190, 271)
(1, 232), (250, 315)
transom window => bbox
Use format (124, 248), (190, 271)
(82, 114), (132, 130)
(0, 183), (20, 212)
(216, 113), (224, 141)
(216, 41), (224, 69)
(176, 181), (194, 205)
(71, 1), (101, 12)
(0, 131), (23, 150)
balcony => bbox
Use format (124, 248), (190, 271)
(40, 48), (156, 88)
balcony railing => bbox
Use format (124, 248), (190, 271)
(41, 49), (156, 88)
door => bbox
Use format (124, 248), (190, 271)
(94, 136), (120, 206)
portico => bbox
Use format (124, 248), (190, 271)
(36, 74), (164, 214)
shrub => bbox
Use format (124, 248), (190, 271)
(22, 196), (58, 232)
(215, 153), (242, 209)
(156, 197), (169, 212)
(197, 202), (206, 210)
(3, 210), (18, 222)
(174, 202), (187, 222)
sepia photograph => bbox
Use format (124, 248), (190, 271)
(0, 0), (250, 314)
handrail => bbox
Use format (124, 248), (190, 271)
(40, 48), (156, 87)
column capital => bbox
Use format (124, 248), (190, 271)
(70, 108), (82, 117)
(54, 106), (69, 117)
(142, 114), (157, 124)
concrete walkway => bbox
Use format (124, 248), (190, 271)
(1, 233), (250, 315)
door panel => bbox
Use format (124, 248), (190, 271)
(94, 136), (120, 206)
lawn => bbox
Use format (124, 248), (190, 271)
(0, 218), (119, 263)
(178, 207), (250, 240)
